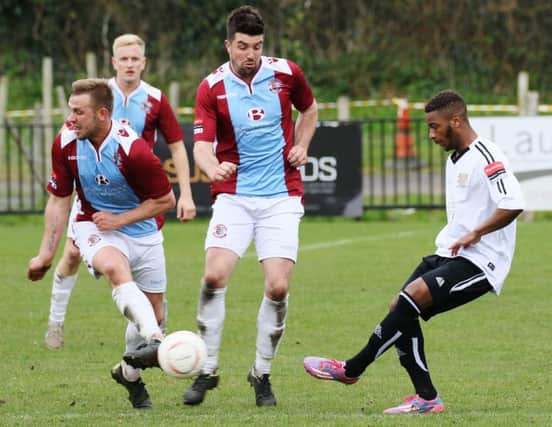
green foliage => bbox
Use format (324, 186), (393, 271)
(2, 1), (552, 109)
(1, 217), (551, 425)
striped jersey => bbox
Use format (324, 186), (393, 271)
(109, 78), (183, 147)
(435, 137), (525, 293)
(193, 56), (315, 198)
(47, 120), (172, 238)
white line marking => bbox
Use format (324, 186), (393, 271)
(242, 230), (419, 259)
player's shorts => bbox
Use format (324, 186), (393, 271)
(66, 197), (80, 240)
(73, 221), (166, 293)
(205, 194), (304, 262)
(402, 254), (493, 321)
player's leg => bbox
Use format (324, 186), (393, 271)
(248, 196), (303, 406)
(384, 256), (491, 414)
(45, 199), (82, 349)
(304, 257), (434, 385)
(74, 222), (162, 344)
(184, 194), (252, 405)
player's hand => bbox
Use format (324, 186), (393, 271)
(176, 196), (197, 222)
(210, 161), (237, 182)
(287, 145), (308, 168)
(27, 256), (51, 281)
(449, 231), (481, 256)
(92, 211), (121, 231)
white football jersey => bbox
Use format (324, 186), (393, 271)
(435, 137), (524, 294)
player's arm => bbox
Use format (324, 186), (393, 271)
(193, 141), (237, 182)
(449, 208), (523, 256)
(28, 194), (72, 281)
(450, 160), (524, 255)
(93, 191), (176, 231)
(167, 141), (196, 222)
(288, 100), (318, 168)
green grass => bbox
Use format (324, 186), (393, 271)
(1, 215), (551, 426)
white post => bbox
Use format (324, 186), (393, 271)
(56, 85), (69, 119)
(42, 57), (53, 179)
(517, 71), (529, 116)
(337, 96), (350, 122)
(86, 52), (98, 78)
(169, 81), (180, 112)
(527, 91), (539, 116)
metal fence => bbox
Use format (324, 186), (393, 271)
(0, 119), (446, 215)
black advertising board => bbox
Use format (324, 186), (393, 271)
(154, 121), (363, 217)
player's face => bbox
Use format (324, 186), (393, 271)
(426, 110), (461, 151)
(112, 44), (146, 86)
(67, 93), (104, 142)
(225, 33), (263, 79)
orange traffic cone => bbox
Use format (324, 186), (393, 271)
(395, 99), (416, 159)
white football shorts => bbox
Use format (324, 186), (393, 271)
(205, 194), (304, 262)
(73, 221), (167, 293)
(66, 196), (80, 240)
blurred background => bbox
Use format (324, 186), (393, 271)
(2, 0), (552, 109)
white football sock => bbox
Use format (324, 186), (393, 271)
(112, 281), (162, 342)
(255, 294), (288, 375)
(48, 270), (78, 323)
(196, 282), (227, 374)
(121, 322), (144, 381)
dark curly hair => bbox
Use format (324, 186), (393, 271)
(424, 90), (467, 119)
(226, 5), (264, 40)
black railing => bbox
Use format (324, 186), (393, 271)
(0, 120), (445, 215)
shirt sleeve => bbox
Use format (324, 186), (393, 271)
(157, 93), (184, 144)
(47, 134), (74, 197)
(193, 79), (217, 143)
(124, 138), (173, 200)
(482, 156), (525, 210)
(288, 61), (315, 112)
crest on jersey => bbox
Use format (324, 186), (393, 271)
(141, 100), (153, 113)
(268, 79), (283, 93)
(247, 108), (265, 121)
(212, 224), (227, 239)
(117, 127), (129, 137)
(88, 234), (101, 247)
(95, 174), (110, 186)
(114, 152), (123, 168)
(456, 173), (469, 187)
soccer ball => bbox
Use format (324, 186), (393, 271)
(157, 330), (207, 378)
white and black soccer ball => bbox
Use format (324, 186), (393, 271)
(157, 330), (207, 379)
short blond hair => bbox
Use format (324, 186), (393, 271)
(112, 33), (146, 56)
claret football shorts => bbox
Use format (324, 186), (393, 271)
(205, 194), (304, 262)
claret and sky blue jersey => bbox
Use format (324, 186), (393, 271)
(193, 56), (315, 199)
(48, 120), (172, 238)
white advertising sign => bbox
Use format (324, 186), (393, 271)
(471, 116), (552, 210)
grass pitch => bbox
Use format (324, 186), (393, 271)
(1, 214), (550, 426)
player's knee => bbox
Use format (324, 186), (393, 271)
(202, 273), (226, 289)
(389, 294), (398, 311)
(265, 280), (288, 301)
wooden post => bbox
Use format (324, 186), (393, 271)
(86, 52), (98, 78)
(0, 76), (7, 161)
(337, 96), (350, 122)
(169, 81), (180, 112)
(517, 71), (529, 116)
